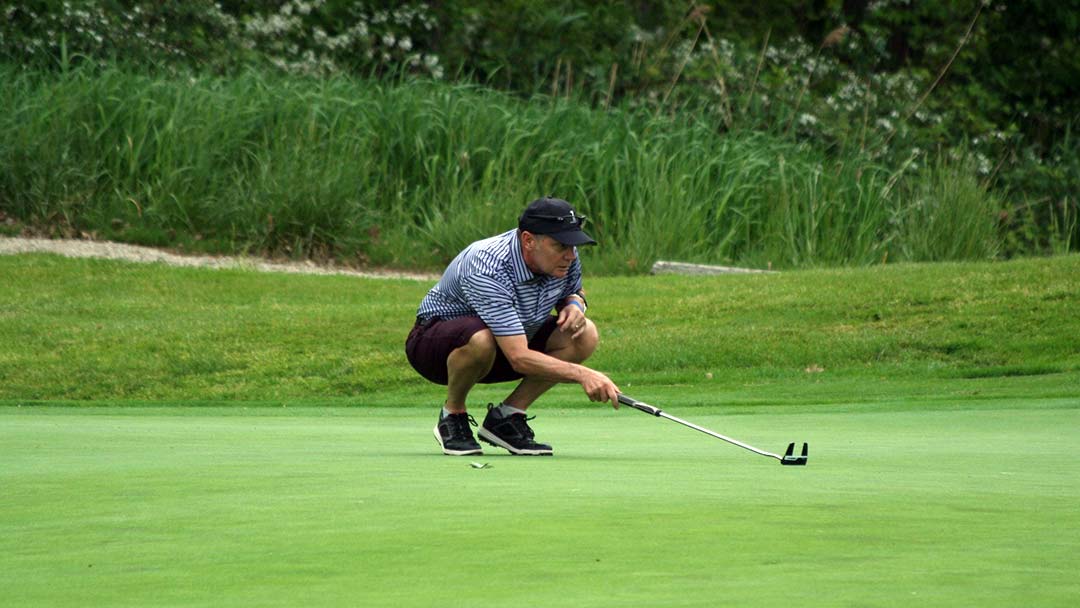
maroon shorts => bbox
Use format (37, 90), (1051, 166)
(405, 315), (559, 385)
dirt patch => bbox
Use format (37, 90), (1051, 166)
(0, 236), (438, 281)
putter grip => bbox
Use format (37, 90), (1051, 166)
(617, 394), (662, 416)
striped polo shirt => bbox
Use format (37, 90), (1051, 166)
(416, 229), (583, 338)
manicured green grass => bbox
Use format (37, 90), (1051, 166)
(2, 402), (1078, 607)
(1, 253), (1077, 404)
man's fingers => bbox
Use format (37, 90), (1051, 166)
(562, 314), (587, 336)
(586, 381), (620, 407)
(558, 310), (578, 332)
(556, 310), (570, 328)
(582, 372), (618, 406)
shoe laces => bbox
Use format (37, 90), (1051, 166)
(485, 404), (537, 440)
(445, 412), (478, 441)
(508, 413), (536, 440)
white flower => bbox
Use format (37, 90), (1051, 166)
(382, 33), (395, 47)
(399, 36), (412, 51)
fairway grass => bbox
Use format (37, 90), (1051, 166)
(4, 402), (1078, 607)
(2, 253), (1078, 403)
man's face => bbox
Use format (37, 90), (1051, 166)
(523, 232), (577, 278)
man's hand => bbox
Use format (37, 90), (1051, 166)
(579, 367), (620, 408)
(556, 298), (588, 340)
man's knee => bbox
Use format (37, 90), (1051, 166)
(581, 319), (599, 343)
(451, 328), (497, 367)
(547, 319), (599, 363)
(577, 319), (599, 358)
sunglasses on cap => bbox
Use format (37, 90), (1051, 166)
(528, 213), (588, 228)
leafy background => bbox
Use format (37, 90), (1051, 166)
(1, 1), (1076, 270)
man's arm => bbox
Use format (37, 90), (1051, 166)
(555, 292), (589, 339)
(494, 334), (620, 407)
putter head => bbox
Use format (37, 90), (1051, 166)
(780, 442), (809, 466)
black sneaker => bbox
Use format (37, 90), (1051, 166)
(433, 411), (483, 456)
(478, 404), (554, 456)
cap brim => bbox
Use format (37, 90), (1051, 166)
(549, 229), (597, 246)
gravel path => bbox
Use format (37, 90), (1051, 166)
(0, 236), (438, 281)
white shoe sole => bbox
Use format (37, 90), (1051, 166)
(433, 426), (483, 456)
(477, 428), (553, 456)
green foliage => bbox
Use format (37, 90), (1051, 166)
(891, 153), (1002, 261)
(1, 66), (1019, 271)
(1, 1), (1076, 256)
(239, 0), (443, 77)
(0, 0), (442, 77)
(432, 1), (680, 93)
(998, 128), (1080, 256)
(0, 0), (250, 71)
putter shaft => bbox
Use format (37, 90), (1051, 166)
(657, 410), (784, 460)
(617, 394), (808, 465)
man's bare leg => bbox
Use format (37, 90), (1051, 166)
(444, 329), (497, 413)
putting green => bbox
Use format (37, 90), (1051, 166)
(3, 403), (1078, 607)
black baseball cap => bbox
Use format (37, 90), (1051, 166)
(518, 197), (597, 246)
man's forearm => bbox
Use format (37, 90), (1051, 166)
(505, 348), (587, 383)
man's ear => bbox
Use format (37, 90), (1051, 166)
(521, 230), (537, 251)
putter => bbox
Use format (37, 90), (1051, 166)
(618, 394), (808, 466)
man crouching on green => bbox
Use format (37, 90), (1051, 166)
(405, 197), (620, 456)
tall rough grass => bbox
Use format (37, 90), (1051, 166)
(0, 65), (1005, 272)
